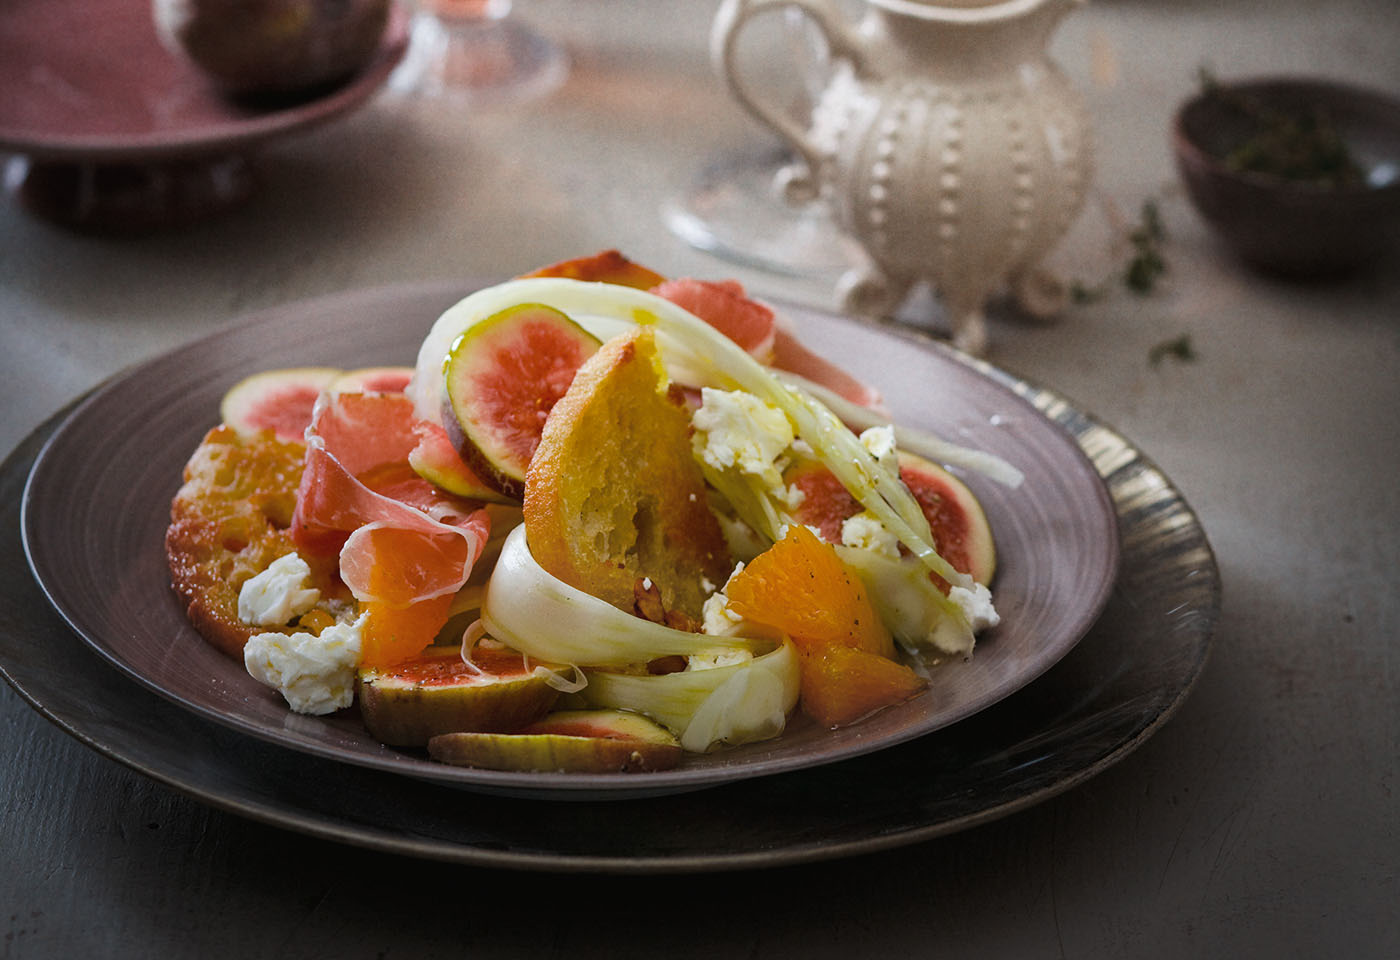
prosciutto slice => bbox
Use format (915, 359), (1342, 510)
(292, 391), (490, 607)
(650, 277), (883, 409)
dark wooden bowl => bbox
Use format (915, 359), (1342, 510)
(1173, 77), (1400, 277)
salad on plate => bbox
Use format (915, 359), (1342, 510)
(165, 251), (1020, 773)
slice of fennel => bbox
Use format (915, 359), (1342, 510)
(581, 641), (800, 752)
(422, 277), (978, 651)
(777, 370), (1024, 489)
(836, 545), (976, 657)
(482, 525), (760, 667)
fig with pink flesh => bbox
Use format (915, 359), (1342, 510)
(329, 366), (413, 394)
(219, 366), (342, 442)
(358, 644), (559, 747)
(786, 449), (996, 585)
(427, 709), (683, 773)
(441, 303), (601, 500)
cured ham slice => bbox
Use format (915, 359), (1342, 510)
(770, 323), (884, 410)
(650, 278), (777, 363)
(650, 276), (883, 409)
(292, 391), (491, 667)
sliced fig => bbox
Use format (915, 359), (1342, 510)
(786, 450), (996, 585)
(442, 303), (601, 499)
(357, 643), (559, 747)
(329, 366), (413, 394)
(427, 709), (682, 773)
(407, 419), (518, 505)
(220, 367), (342, 442)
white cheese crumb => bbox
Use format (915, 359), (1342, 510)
(949, 581), (1000, 632)
(688, 650), (754, 671)
(237, 552), (321, 626)
(701, 592), (744, 637)
(840, 511), (901, 558)
(859, 424), (899, 472)
(692, 388), (795, 487)
(243, 614), (365, 715)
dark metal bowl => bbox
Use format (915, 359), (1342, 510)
(1173, 76), (1400, 277)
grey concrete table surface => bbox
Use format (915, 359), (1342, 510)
(1, 1), (1396, 956)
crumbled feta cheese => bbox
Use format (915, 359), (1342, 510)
(775, 481), (806, 511)
(243, 614), (365, 715)
(859, 424), (899, 471)
(237, 552), (321, 626)
(702, 592), (745, 637)
(949, 581), (1000, 632)
(840, 511), (901, 558)
(692, 388), (795, 487)
(687, 650), (754, 671)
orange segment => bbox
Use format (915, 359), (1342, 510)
(725, 525), (892, 658)
(361, 594), (454, 670)
(797, 646), (926, 728)
(724, 526), (924, 727)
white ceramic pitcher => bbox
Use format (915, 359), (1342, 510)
(714, 0), (1093, 354)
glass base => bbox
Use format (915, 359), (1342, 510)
(663, 143), (863, 280)
(389, 11), (567, 105)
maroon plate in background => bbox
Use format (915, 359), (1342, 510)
(20, 283), (1118, 800)
(0, 0), (408, 163)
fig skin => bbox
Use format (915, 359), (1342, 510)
(427, 710), (683, 773)
(153, 0), (390, 96)
(357, 647), (559, 748)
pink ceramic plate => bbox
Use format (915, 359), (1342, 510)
(0, 0), (408, 162)
(21, 282), (1119, 800)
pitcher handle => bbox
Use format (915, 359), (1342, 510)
(711, 0), (858, 195)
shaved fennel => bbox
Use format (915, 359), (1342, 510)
(581, 641), (800, 752)
(482, 525), (761, 667)
(776, 370), (1025, 489)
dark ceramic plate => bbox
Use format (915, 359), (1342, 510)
(18, 283), (1119, 800)
(0, 284), (1217, 871)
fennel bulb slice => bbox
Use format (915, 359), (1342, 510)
(482, 525), (760, 667)
(582, 641), (800, 752)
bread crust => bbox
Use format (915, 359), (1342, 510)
(166, 425), (343, 658)
(522, 329), (730, 619)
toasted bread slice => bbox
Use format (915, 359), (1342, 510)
(522, 329), (730, 619)
(166, 426), (343, 658)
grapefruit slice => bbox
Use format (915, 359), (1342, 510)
(220, 367), (342, 442)
(442, 302), (602, 500)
